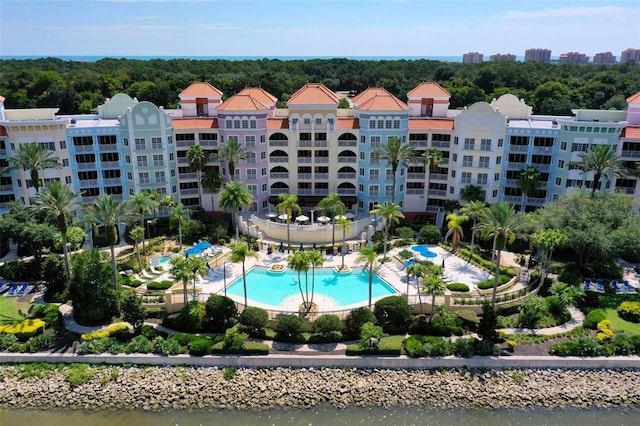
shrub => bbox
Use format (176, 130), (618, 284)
(0, 319), (46, 340)
(403, 336), (426, 358)
(374, 296), (411, 334)
(239, 307), (269, 336)
(397, 249), (414, 260)
(453, 337), (476, 358)
(146, 280), (174, 291)
(64, 364), (95, 388)
(456, 310), (480, 330)
(77, 337), (118, 355)
(81, 323), (130, 341)
(395, 227), (415, 239)
(24, 333), (53, 353)
(125, 335), (154, 354)
(140, 324), (168, 340)
(313, 314), (341, 337)
(275, 315), (307, 339)
(506, 339), (517, 352)
(477, 275), (512, 290)
(344, 307), (376, 336)
(153, 336), (184, 355)
(418, 225), (442, 244)
(584, 309), (607, 329)
(188, 336), (214, 356)
(447, 283), (469, 292)
(617, 301), (640, 323)
(31, 304), (62, 330)
(360, 322), (384, 349)
(205, 295), (238, 332)
(477, 303), (498, 341)
(596, 320), (614, 342)
(0, 333), (19, 351)
(610, 333), (637, 355)
(163, 301), (206, 332)
(422, 336), (454, 357)
(223, 326), (248, 351)
(549, 337), (608, 357)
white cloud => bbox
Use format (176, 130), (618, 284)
(503, 6), (629, 20)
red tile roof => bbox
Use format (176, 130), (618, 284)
(627, 92), (640, 103)
(407, 82), (450, 98)
(179, 82), (223, 98)
(351, 88), (391, 104)
(216, 94), (269, 111)
(357, 94), (409, 112)
(287, 83), (338, 105)
(237, 87), (277, 104)
(337, 118), (359, 129)
(622, 126), (640, 138)
(408, 118), (454, 130)
(172, 118), (218, 129)
(267, 118), (289, 129)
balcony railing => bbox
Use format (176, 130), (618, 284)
(297, 157), (312, 163)
(407, 173), (426, 180)
(337, 188), (356, 195)
(338, 157), (357, 163)
(269, 140), (288, 147)
(179, 172), (198, 180)
(315, 157), (329, 163)
(103, 178), (121, 185)
(79, 179), (99, 187)
(176, 140), (196, 147)
(314, 189), (329, 195)
(337, 173), (356, 179)
(531, 163), (551, 171)
(0, 184), (13, 192)
(509, 145), (529, 152)
(297, 189), (313, 195)
(270, 157), (288, 163)
(314, 173), (329, 179)
(99, 144), (117, 151)
(409, 141), (428, 148)
(298, 141), (313, 147)
(77, 162), (94, 170)
(270, 172), (289, 179)
(431, 141), (450, 148)
(338, 140), (357, 147)
(74, 145), (94, 152)
(298, 173), (312, 179)
(406, 188), (425, 195)
(199, 140), (218, 147)
(315, 141), (328, 147)
(429, 189), (447, 197)
(180, 188), (199, 195)
(178, 158), (188, 164)
(270, 188), (289, 195)
(621, 150), (640, 158)
(431, 173), (448, 181)
(533, 146), (553, 153)
(616, 187), (636, 194)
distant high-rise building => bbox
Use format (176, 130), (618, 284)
(489, 53), (516, 62)
(593, 52), (616, 64)
(524, 48), (552, 63)
(558, 52), (589, 64)
(462, 52), (483, 64)
(620, 48), (640, 64)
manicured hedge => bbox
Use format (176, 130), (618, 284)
(147, 280), (174, 291)
(617, 301), (640, 323)
(477, 274), (512, 290)
(584, 309), (607, 329)
(81, 323), (130, 341)
(447, 282), (469, 292)
(0, 318), (46, 340)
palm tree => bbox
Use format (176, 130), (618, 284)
(3, 142), (62, 193)
(169, 255), (207, 307)
(517, 165), (541, 212)
(201, 167), (223, 220)
(475, 202), (527, 307)
(307, 250), (324, 308)
(318, 193), (345, 250)
(218, 181), (253, 240)
(128, 191), (158, 252)
(187, 145), (209, 207)
(288, 251), (311, 312)
(422, 147), (443, 210)
(276, 194), (301, 252)
(129, 226), (145, 272)
(460, 200), (487, 253)
(445, 213), (468, 251)
(32, 181), (79, 279)
(460, 184), (484, 203)
(377, 136), (414, 204)
(83, 194), (131, 291)
(170, 203), (190, 251)
(576, 144), (627, 196)
(217, 138), (248, 182)
(370, 202), (405, 262)
(356, 246), (379, 308)
(230, 242), (259, 307)
(337, 217), (352, 268)
(406, 263), (425, 313)
(423, 273), (447, 323)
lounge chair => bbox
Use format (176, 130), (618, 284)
(0, 282), (9, 294)
(624, 280), (637, 294)
(6, 283), (19, 297)
(596, 279), (605, 293)
(583, 278), (592, 291)
(611, 280), (625, 294)
(17, 283), (32, 297)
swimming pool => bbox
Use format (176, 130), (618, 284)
(159, 255), (171, 264)
(226, 267), (398, 308)
(411, 245), (438, 258)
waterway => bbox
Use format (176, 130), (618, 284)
(2, 406), (639, 425)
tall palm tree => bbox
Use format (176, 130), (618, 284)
(377, 136), (414, 204)
(83, 194), (131, 291)
(169, 255), (207, 307)
(32, 181), (79, 279)
(230, 242), (259, 307)
(187, 145), (209, 207)
(422, 147), (443, 210)
(171, 203), (190, 251)
(336, 217), (352, 268)
(445, 213), (468, 251)
(475, 202), (527, 307)
(201, 167), (223, 220)
(406, 262), (425, 313)
(288, 251), (311, 312)
(218, 181), (253, 240)
(576, 144), (627, 196)
(460, 184), (484, 203)
(3, 142), (62, 193)
(370, 202), (405, 262)
(217, 138), (248, 182)
(318, 193), (345, 250)
(276, 194), (301, 252)
(129, 226), (145, 272)
(423, 273), (447, 323)
(356, 246), (379, 308)
(128, 191), (158, 252)
(460, 200), (487, 253)
(307, 250), (324, 308)
(517, 165), (541, 212)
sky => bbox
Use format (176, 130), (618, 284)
(0, 0), (638, 58)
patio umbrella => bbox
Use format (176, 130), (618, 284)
(185, 247), (202, 256)
(279, 241), (284, 252)
(312, 242), (317, 250)
(266, 212), (277, 218)
(195, 241), (212, 251)
(317, 216), (331, 223)
(334, 214), (346, 221)
(278, 213), (289, 221)
(296, 215), (309, 222)
(300, 243), (304, 251)
(344, 212), (355, 219)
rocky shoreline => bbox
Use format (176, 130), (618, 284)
(1, 365), (639, 411)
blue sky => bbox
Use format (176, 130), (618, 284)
(1, 0), (638, 58)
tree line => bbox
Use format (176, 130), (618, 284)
(0, 57), (638, 115)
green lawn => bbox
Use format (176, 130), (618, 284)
(0, 296), (30, 321)
(605, 308), (640, 335)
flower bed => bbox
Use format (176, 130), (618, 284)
(268, 264), (287, 273)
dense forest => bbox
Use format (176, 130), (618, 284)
(0, 57), (639, 116)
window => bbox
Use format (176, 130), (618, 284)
(461, 172), (472, 184)
(65, 176), (72, 184)
(155, 171), (166, 183)
(555, 177), (562, 186)
(135, 138), (146, 150)
(360, 152), (366, 160)
(315, 118), (322, 125)
(260, 135), (266, 143)
(498, 138), (503, 147)
(125, 155), (131, 164)
(451, 170), (456, 178)
(262, 183), (267, 192)
(72, 136), (93, 147)
(492, 190), (498, 198)
(247, 169), (257, 180)
(153, 154), (163, 166)
(250, 119), (257, 129)
(171, 169), (176, 177)
(370, 119), (376, 129)
(137, 155), (148, 167)
(464, 138), (475, 150)
(242, 120), (248, 129)
(496, 156), (501, 165)
(369, 169), (379, 180)
(138, 172), (150, 184)
(480, 139), (491, 151)
(479, 156), (490, 168)
(39, 141), (55, 151)
(385, 119), (392, 129)
(558, 160), (565, 168)
(151, 137), (163, 149)
(358, 184), (364, 192)
(560, 141), (567, 150)
(572, 143), (588, 152)
(370, 152), (380, 164)
(462, 155), (473, 167)
(386, 169), (394, 180)
(227, 136), (238, 143)
(304, 118), (311, 125)
(260, 152), (266, 160)
(477, 173), (488, 185)
(449, 186), (455, 194)
(234, 119), (241, 128)
(127, 172), (133, 180)
(261, 168), (267, 176)
(368, 185), (379, 196)
(370, 136), (381, 147)
(62, 159), (69, 167)
(247, 185), (258, 195)
(245, 135), (256, 147)
(59, 140), (67, 150)
(452, 153), (457, 162)
(454, 136), (459, 145)
(494, 173), (500, 181)
(393, 119), (400, 129)
(169, 153), (174, 161)
(226, 119), (232, 129)
(377, 119), (384, 128)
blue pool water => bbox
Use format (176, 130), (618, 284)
(226, 267), (398, 307)
(158, 255), (171, 264)
(411, 245), (438, 258)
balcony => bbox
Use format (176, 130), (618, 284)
(178, 158), (188, 164)
(74, 145), (94, 152)
(298, 141), (313, 147)
(269, 157), (288, 163)
(533, 146), (553, 154)
(180, 188), (199, 195)
(103, 178), (121, 185)
(338, 140), (357, 147)
(269, 140), (288, 147)
(431, 173), (448, 181)
(297, 157), (312, 163)
(407, 173), (425, 180)
(314, 189), (329, 195)
(429, 189), (447, 197)
(270, 172), (289, 179)
(621, 150), (640, 158)
(315, 140), (328, 147)
(531, 163), (551, 172)
(199, 140), (218, 147)
(179, 172), (198, 180)
(77, 162), (95, 170)
(431, 141), (450, 148)
(101, 161), (120, 168)
(79, 179), (99, 187)
(298, 173), (312, 179)
(176, 140), (196, 148)
(406, 188), (425, 195)
(337, 188), (356, 195)
(409, 141), (428, 148)
(270, 188), (289, 195)
(337, 173), (356, 179)
(338, 157), (357, 163)
(298, 189), (313, 195)
(616, 186), (636, 195)
(99, 144), (117, 151)
(0, 184), (13, 192)
(314, 173), (329, 179)
(509, 145), (529, 152)
(314, 157), (329, 163)
(0, 149), (6, 155)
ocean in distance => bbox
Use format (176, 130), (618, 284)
(3, 405), (640, 426)
(0, 55), (529, 63)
